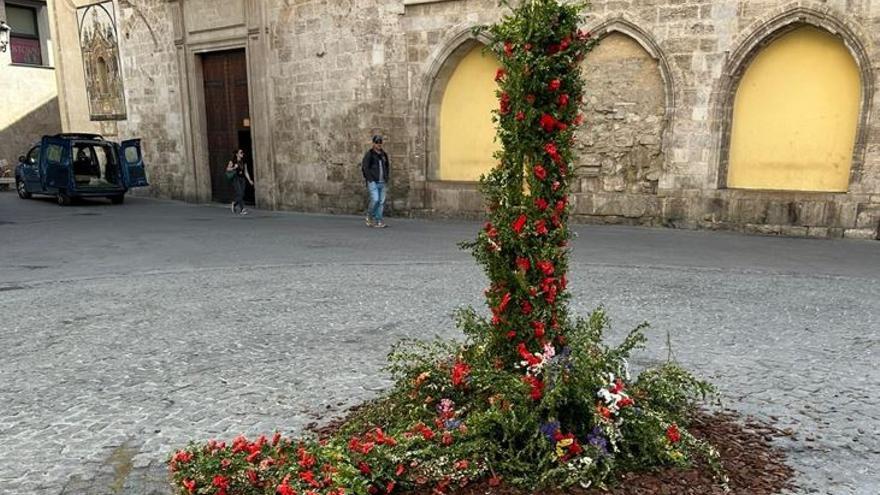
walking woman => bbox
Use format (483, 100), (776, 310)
(226, 149), (253, 215)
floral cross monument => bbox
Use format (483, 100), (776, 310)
(168, 2), (723, 494)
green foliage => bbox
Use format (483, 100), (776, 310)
(167, 2), (724, 494)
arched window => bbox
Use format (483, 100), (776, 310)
(437, 45), (501, 182)
(727, 26), (861, 192)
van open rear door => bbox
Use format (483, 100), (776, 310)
(119, 139), (149, 188)
(41, 136), (72, 192)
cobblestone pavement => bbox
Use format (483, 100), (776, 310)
(1, 193), (878, 495)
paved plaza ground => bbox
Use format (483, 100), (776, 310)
(0, 192), (878, 495)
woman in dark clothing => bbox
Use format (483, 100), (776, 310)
(226, 149), (253, 215)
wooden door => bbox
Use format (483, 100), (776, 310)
(202, 49), (251, 203)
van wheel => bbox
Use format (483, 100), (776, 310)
(110, 195), (125, 205)
(57, 192), (71, 206)
(16, 179), (31, 199)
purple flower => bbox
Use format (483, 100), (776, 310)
(586, 426), (608, 455)
(540, 421), (560, 441)
(444, 419), (462, 430)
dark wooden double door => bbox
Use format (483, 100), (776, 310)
(202, 49), (253, 204)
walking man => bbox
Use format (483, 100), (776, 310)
(361, 135), (390, 228)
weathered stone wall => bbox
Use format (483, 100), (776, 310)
(49, 0), (880, 239)
(114, 0), (187, 200)
(0, 0), (62, 172)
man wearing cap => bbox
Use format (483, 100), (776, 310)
(361, 135), (390, 228)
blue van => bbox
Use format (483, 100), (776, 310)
(14, 133), (148, 205)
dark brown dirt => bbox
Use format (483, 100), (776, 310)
(311, 409), (796, 495)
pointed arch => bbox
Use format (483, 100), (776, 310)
(420, 25), (497, 182)
(585, 17), (676, 150)
(581, 17), (675, 193)
(709, 6), (874, 190)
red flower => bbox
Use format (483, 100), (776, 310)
(667, 424), (681, 443)
(555, 198), (567, 215)
(515, 257), (531, 272)
(534, 219), (549, 236)
(300, 470), (320, 488)
(574, 113), (585, 126)
(396, 464), (406, 476)
(558, 94), (570, 107)
(212, 475), (230, 491)
(552, 180), (561, 191)
(556, 122), (568, 132)
(531, 321), (546, 338)
(523, 375), (545, 400)
(618, 396), (634, 408)
(506, 330), (517, 340)
(276, 475), (297, 495)
(246, 449), (261, 463)
(548, 79), (562, 92)
(544, 142), (559, 159)
(504, 41), (514, 57)
(272, 431), (282, 446)
(498, 292), (512, 313)
(359, 461), (372, 476)
(610, 378), (625, 394)
(534, 197), (549, 211)
(520, 300), (533, 315)
(441, 432), (454, 446)
(539, 114), (556, 133)
(246, 470), (260, 486)
(517, 343), (542, 367)
(172, 450), (193, 464)
(525, 94), (536, 105)
(489, 475), (502, 487)
(533, 164), (547, 181)
(231, 435), (249, 454)
(499, 92), (511, 115)
(536, 260), (554, 276)
(421, 426), (435, 441)
(451, 361), (471, 387)
(560, 36), (571, 51)
(485, 222), (498, 239)
(386, 481), (397, 494)
(182, 479), (196, 495)
(515, 111), (525, 121)
(495, 68), (506, 82)
(512, 214), (528, 234)
(453, 459), (470, 470)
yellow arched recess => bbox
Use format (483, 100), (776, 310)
(727, 26), (861, 192)
(439, 45), (501, 181)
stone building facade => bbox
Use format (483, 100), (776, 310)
(0, 0), (61, 174)
(50, 0), (880, 239)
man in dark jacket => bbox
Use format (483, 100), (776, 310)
(361, 135), (390, 228)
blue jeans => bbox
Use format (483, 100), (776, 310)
(367, 181), (386, 223)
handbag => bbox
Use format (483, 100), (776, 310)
(225, 169), (236, 182)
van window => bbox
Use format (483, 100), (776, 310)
(46, 144), (63, 163)
(27, 147), (40, 164)
(124, 146), (140, 164)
